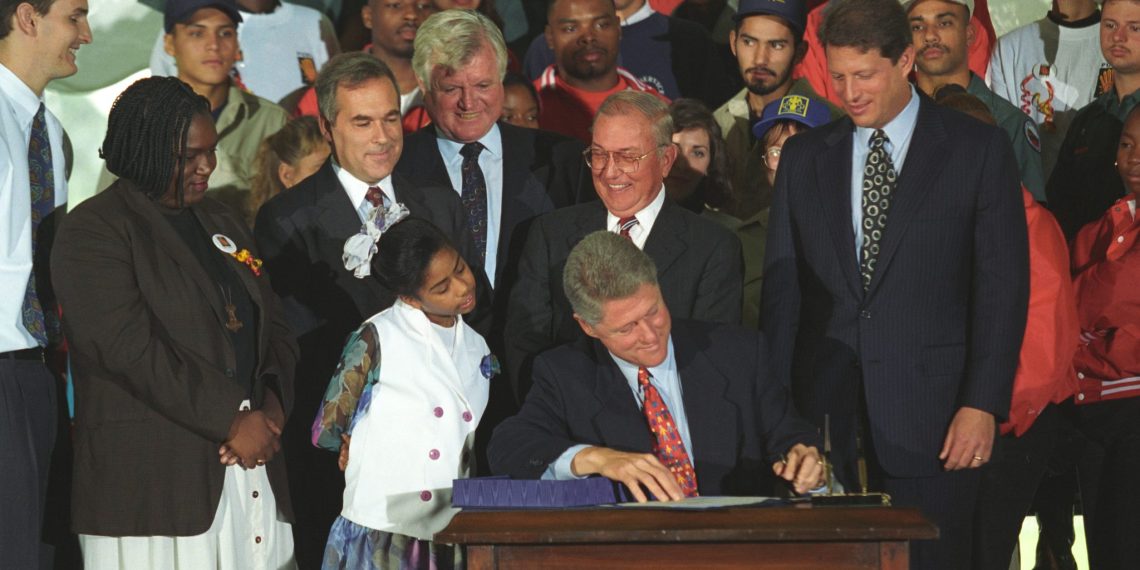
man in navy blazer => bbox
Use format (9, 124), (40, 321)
(760, 1), (1028, 568)
(490, 231), (823, 500)
(253, 52), (489, 567)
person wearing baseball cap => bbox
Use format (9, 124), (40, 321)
(713, 0), (841, 223)
(906, 0), (1046, 203)
(751, 93), (831, 188)
(161, 0), (289, 222)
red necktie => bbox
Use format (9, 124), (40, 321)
(638, 367), (698, 497)
(618, 216), (638, 240)
(365, 186), (385, 208)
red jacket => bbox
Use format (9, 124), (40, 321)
(1002, 189), (1079, 435)
(1071, 196), (1140, 404)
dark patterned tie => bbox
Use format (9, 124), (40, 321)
(460, 142), (488, 265)
(860, 129), (896, 291)
(22, 104), (54, 346)
(618, 216), (638, 240)
(364, 185), (385, 208)
(638, 367), (699, 497)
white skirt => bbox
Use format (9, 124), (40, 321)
(79, 453), (296, 570)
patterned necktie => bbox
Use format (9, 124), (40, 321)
(618, 216), (638, 241)
(860, 129), (896, 291)
(22, 104), (54, 346)
(638, 367), (699, 498)
(364, 185), (385, 208)
(460, 142), (488, 265)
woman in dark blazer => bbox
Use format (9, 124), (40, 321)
(52, 77), (298, 568)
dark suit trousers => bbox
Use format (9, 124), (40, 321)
(859, 389), (982, 570)
(1075, 397), (1140, 570)
(972, 404), (1060, 570)
(0, 359), (56, 570)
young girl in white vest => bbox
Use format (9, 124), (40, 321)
(312, 213), (496, 569)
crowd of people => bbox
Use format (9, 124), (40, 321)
(2, 0), (1139, 569)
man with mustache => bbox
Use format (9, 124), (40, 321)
(1047, 0), (1140, 238)
(534, 0), (670, 142)
(253, 52), (490, 567)
(0, 0), (90, 565)
(294, 0), (435, 131)
(713, 0), (841, 220)
(907, 0), (1045, 202)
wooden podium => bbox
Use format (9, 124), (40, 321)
(435, 504), (937, 569)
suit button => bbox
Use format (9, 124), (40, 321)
(429, 449), (440, 460)
(434, 407), (444, 418)
(860, 310), (871, 319)
(420, 490), (433, 501)
(462, 411), (473, 422)
(225, 368), (235, 378)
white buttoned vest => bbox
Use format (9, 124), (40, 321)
(340, 301), (491, 540)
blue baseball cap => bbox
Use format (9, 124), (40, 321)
(752, 94), (830, 140)
(165, 0), (243, 33)
(734, 0), (807, 37)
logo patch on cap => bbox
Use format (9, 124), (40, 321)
(779, 95), (810, 118)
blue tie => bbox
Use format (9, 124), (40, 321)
(460, 142), (488, 265)
(23, 104), (54, 346)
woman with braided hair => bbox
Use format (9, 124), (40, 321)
(51, 76), (299, 569)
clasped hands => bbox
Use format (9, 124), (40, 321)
(570, 443), (826, 503)
(218, 394), (285, 469)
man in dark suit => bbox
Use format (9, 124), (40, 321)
(505, 90), (743, 404)
(760, 1), (1028, 568)
(253, 52), (489, 567)
(395, 9), (592, 292)
(490, 231), (822, 500)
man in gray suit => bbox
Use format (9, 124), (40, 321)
(505, 90), (743, 405)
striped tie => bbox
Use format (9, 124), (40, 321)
(618, 216), (638, 240)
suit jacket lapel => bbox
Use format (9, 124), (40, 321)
(194, 207), (268, 356)
(314, 162), (390, 302)
(865, 97), (949, 297)
(815, 122), (863, 299)
(673, 325), (736, 469)
(499, 126), (555, 283)
(566, 201), (607, 252)
(589, 340), (656, 453)
(118, 184), (227, 327)
(643, 199), (688, 276)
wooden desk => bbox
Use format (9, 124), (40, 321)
(436, 505), (938, 569)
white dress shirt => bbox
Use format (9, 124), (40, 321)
(333, 162), (395, 224)
(0, 63), (68, 352)
(606, 185), (666, 250)
(623, 1), (655, 26)
(436, 124), (504, 285)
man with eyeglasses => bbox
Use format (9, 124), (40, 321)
(504, 90), (742, 404)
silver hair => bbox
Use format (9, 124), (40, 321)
(315, 52), (400, 123)
(563, 231), (659, 326)
(593, 91), (674, 151)
(413, 9), (508, 93)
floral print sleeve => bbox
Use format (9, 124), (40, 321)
(311, 323), (381, 452)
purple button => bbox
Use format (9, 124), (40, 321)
(429, 449), (440, 460)
(433, 407), (444, 418)
(420, 490), (433, 501)
(462, 411), (473, 422)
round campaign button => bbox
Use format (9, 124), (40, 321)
(212, 234), (238, 254)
